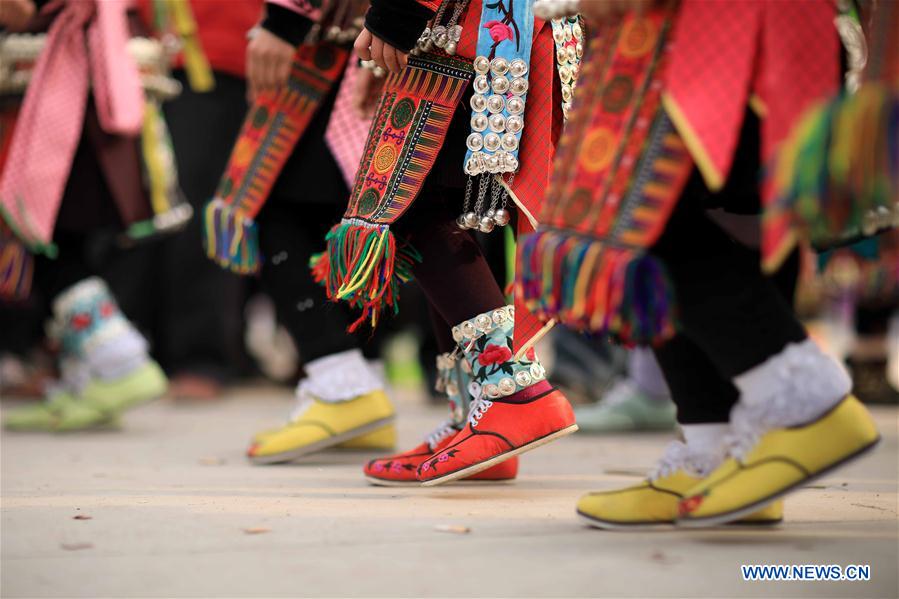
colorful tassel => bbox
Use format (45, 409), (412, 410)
(518, 230), (676, 346)
(766, 82), (899, 270)
(202, 199), (261, 275)
(310, 219), (420, 332)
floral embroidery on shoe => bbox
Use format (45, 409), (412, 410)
(479, 343), (512, 366)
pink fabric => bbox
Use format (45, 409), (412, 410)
(325, 57), (374, 187)
(0, 0), (144, 247)
(266, 0), (321, 20)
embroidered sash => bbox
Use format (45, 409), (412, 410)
(310, 52), (474, 331)
(204, 43), (349, 274)
(518, 9), (693, 345)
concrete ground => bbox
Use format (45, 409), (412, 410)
(1, 387), (897, 598)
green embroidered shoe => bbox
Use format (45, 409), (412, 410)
(575, 380), (676, 433)
(4, 391), (116, 432)
(82, 361), (168, 413)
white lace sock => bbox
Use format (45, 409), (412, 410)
(726, 339), (852, 460)
(650, 438), (725, 481)
(300, 349), (383, 402)
(734, 339), (851, 425)
(682, 423), (729, 458)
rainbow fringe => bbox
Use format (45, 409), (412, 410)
(518, 230), (676, 346)
(768, 82), (899, 266)
(310, 219), (420, 332)
(0, 230), (33, 300)
(202, 199), (261, 275)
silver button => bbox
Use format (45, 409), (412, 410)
(491, 75), (510, 94)
(488, 114), (506, 133)
(487, 94), (506, 114)
(484, 133), (501, 152)
(507, 97), (525, 115)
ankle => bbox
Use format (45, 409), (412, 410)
(452, 305), (548, 402)
(734, 339), (851, 426)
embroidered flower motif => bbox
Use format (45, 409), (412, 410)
(70, 313), (92, 331)
(373, 462), (385, 472)
(99, 301), (115, 318)
(678, 494), (704, 517)
(438, 454), (449, 463)
(484, 20), (514, 44)
(478, 343), (512, 366)
(391, 462), (403, 473)
(421, 462), (431, 472)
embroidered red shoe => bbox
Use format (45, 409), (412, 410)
(417, 381), (577, 486)
(416, 306), (578, 486)
(364, 421), (519, 486)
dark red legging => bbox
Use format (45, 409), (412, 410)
(393, 180), (507, 349)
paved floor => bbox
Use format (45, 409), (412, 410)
(2, 387), (897, 598)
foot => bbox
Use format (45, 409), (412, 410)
(4, 390), (116, 432)
(365, 420), (518, 486)
(247, 389), (395, 464)
(81, 361), (168, 413)
(417, 381), (576, 486)
(576, 441), (782, 529)
(575, 379), (676, 433)
(677, 395), (879, 527)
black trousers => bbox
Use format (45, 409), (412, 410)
(649, 192), (807, 424)
(101, 72), (249, 380)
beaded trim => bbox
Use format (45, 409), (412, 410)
(475, 361), (547, 401)
(451, 305), (515, 344)
(550, 16), (584, 120)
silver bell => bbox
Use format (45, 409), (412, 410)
(478, 216), (496, 233)
(445, 41), (457, 55)
(456, 214), (468, 230)
(493, 208), (511, 226)
(463, 211), (480, 228)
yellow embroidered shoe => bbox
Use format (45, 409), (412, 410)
(247, 389), (396, 464)
(677, 395), (879, 527)
(576, 441), (783, 529)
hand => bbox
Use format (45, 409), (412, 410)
(354, 27), (408, 75)
(246, 27), (295, 102)
(579, 0), (655, 23)
(0, 0), (35, 31)
(351, 66), (385, 119)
